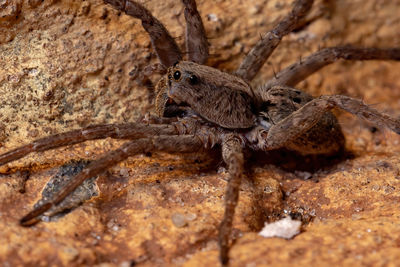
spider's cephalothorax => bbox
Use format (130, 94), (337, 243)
(160, 61), (257, 129)
(1, 0), (400, 265)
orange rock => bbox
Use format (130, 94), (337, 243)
(0, 0), (400, 266)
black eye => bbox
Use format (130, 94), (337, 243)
(173, 71), (181, 80)
(188, 74), (198, 85)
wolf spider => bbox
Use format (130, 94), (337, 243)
(1, 0), (400, 265)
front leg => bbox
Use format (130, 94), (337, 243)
(182, 0), (209, 64)
(0, 123), (178, 168)
(19, 135), (205, 226)
(104, 0), (182, 67)
(219, 134), (245, 265)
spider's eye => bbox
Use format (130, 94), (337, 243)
(188, 74), (198, 85)
(173, 70), (181, 81)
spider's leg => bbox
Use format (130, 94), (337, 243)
(260, 95), (400, 151)
(234, 0), (314, 82)
(0, 123), (177, 167)
(218, 135), (245, 265)
(104, 0), (182, 67)
(181, 0), (209, 64)
(19, 135), (204, 226)
(263, 47), (400, 90)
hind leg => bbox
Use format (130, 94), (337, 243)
(255, 94), (400, 153)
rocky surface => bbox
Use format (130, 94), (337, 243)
(1, 0), (400, 266)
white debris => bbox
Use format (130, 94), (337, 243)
(207, 14), (219, 22)
(258, 217), (302, 239)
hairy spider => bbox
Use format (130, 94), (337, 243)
(1, 0), (400, 265)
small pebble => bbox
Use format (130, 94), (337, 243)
(207, 14), (219, 22)
(171, 212), (187, 228)
(186, 213), (197, 221)
(119, 168), (130, 177)
(106, 220), (114, 229)
(217, 167), (226, 174)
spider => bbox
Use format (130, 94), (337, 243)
(1, 0), (400, 265)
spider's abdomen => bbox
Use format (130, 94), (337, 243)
(257, 86), (345, 155)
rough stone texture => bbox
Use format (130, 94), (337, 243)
(1, 0), (400, 266)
